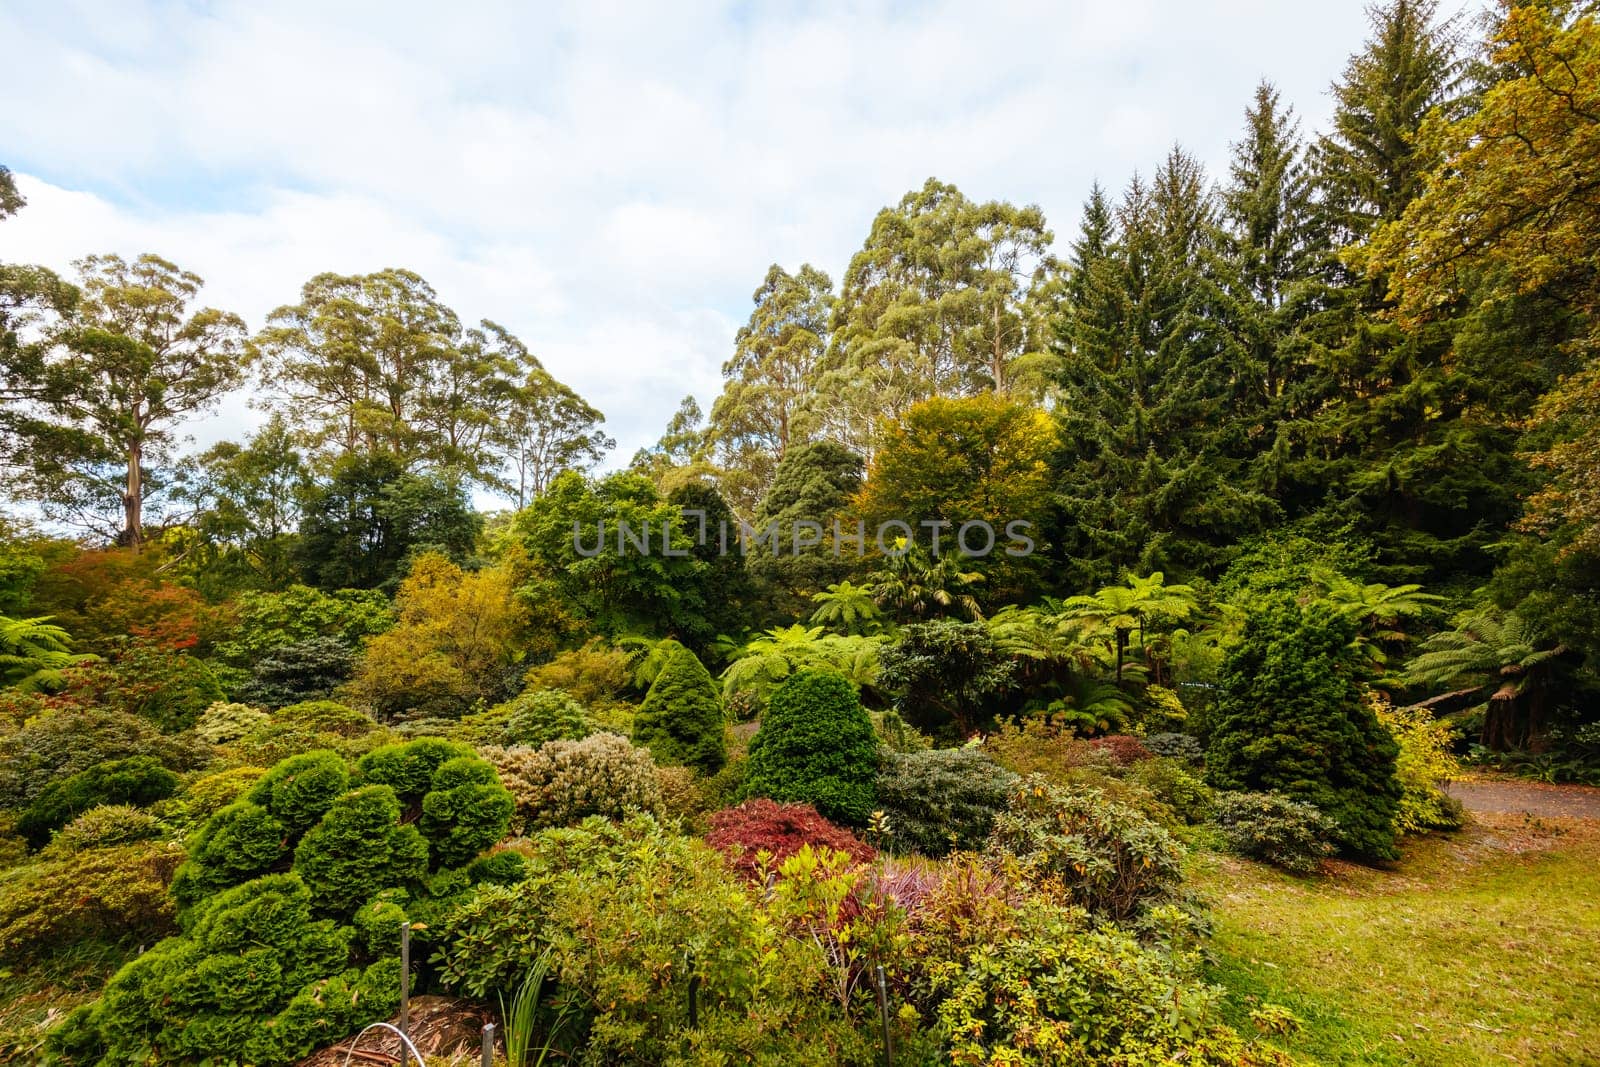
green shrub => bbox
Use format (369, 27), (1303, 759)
(52, 872), (400, 1066)
(1144, 731), (1204, 763)
(434, 815), (867, 1066)
(172, 741), (510, 912)
(357, 737), (477, 805)
(0, 840), (182, 964)
(418, 756), (516, 867)
(293, 785), (430, 914)
(63, 643), (225, 732)
(161, 766), (267, 832)
(45, 803), (164, 854)
(631, 640), (726, 774)
(17, 756), (180, 848)
(486, 733), (662, 833)
(170, 799), (291, 906)
(244, 750), (352, 834)
(274, 699), (377, 738)
(1212, 790), (1336, 873)
(931, 902), (1281, 1066)
(194, 701), (270, 743)
(1206, 596), (1402, 861)
(1129, 757), (1215, 824)
(874, 746), (1017, 856)
(988, 778), (1184, 920)
(501, 687), (593, 747)
(0, 706), (207, 809)
(741, 668), (877, 826)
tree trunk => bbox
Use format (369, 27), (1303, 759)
(124, 440), (144, 550)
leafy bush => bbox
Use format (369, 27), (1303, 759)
(0, 840), (182, 965)
(357, 737), (477, 804)
(1129, 757), (1215, 824)
(984, 715), (1116, 783)
(274, 699), (377, 738)
(930, 902), (1285, 1066)
(1212, 791), (1336, 874)
(1140, 684), (1189, 732)
(522, 638), (633, 706)
(1206, 596), (1402, 861)
(874, 746), (1017, 856)
(160, 765), (267, 832)
(17, 756), (180, 848)
(233, 636), (358, 707)
(1090, 733), (1154, 765)
(631, 639), (726, 774)
(705, 799), (875, 878)
(501, 687), (593, 747)
(194, 701), (270, 743)
(741, 668), (877, 825)
(57, 642), (224, 732)
(434, 815), (867, 1066)
(1371, 693), (1465, 834)
(878, 620), (1017, 737)
(51, 872), (400, 1066)
(988, 778), (1183, 920)
(1144, 731), (1204, 763)
(45, 803), (164, 853)
(244, 750), (352, 834)
(654, 764), (710, 827)
(0, 706), (207, 809)
(294, 785), (430, 913)
(486, 733), (663, 833)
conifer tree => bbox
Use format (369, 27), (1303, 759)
(1206, 595), (1402, 861)
(632, 639), (726, 775)
(1050, 151), (1275, 585)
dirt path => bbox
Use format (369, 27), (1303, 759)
(1446, 777), (1600, 819)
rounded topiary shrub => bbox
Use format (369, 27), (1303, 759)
(740, 668), (877, 826)
(49, 872), (401, 1066)
(874, 746), (1018, 856)
(501, 687), (592, 748)
(171, 741), (512, 912)
(17, 756), (180, 849)
(486, 733), (662, 833)
(631, 640), (726, 774)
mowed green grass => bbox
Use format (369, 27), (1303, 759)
(1193, 813), (1600, 1065)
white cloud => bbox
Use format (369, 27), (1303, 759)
(1, 0), (1452, 473)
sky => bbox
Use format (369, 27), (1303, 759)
(1, 0), (1403, 481)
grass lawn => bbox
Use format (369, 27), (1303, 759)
(1195, 812), (1600, 1065)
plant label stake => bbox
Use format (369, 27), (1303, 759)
(400, 922), (411, 1067)
(875, 963), (893, 1066)
(480, 1023), (495, 1067)
(685, 950), (700, 1028)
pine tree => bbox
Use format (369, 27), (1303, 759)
(1050, 151), (1276, 586)
(1220, 81), (1323, 457)
(632, 639), (726, 774)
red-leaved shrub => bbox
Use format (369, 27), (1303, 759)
(705, 799), (875, 878)
(1090, 734), (1153, 766)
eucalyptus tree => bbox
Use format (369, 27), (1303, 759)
(17, 254), (247, 547)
